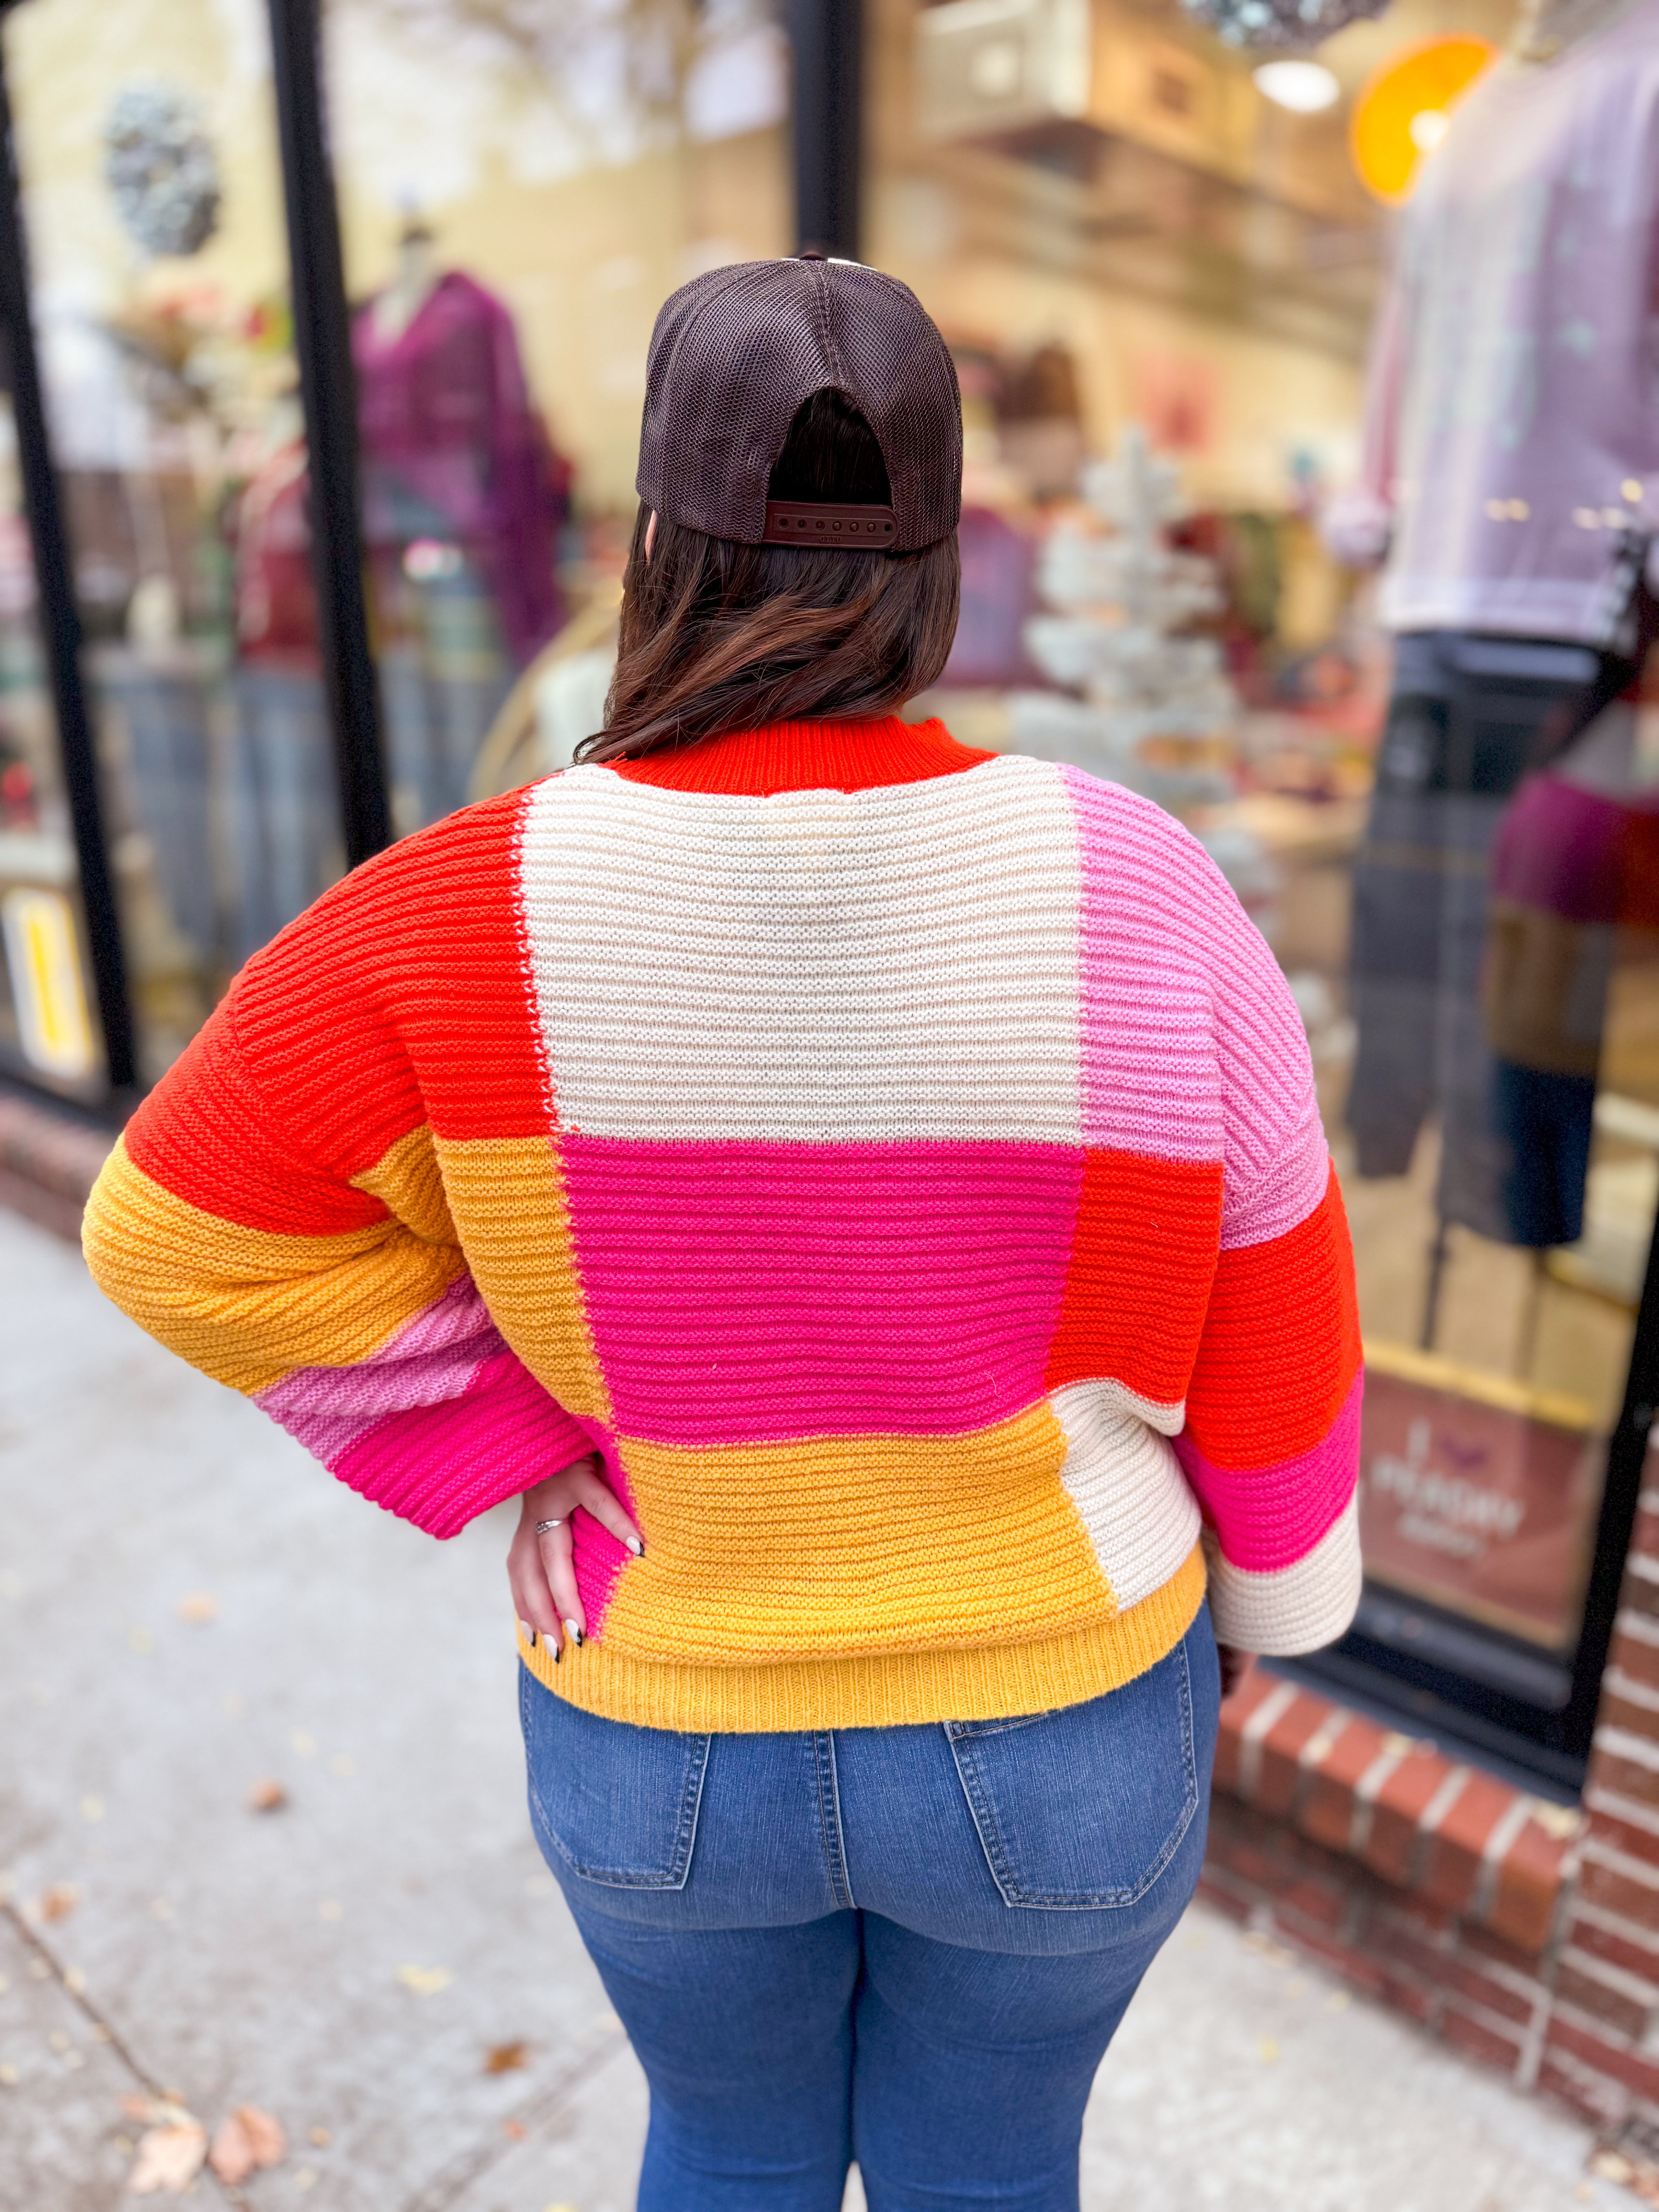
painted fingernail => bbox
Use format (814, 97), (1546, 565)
(563, 1618), (584, 1648)
(518, 1619), (534, 1642)
(626, 1537), (644, 1558)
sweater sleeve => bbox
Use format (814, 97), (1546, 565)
(1171, 875), (1364, 1656)
(82, 912), (593, 1540)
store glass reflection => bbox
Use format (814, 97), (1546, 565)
(878, 0), (1659, 1775)
(321, 0), (792, 831)
(6, 0), (343, 1082)
(0, 388), (100, 1096)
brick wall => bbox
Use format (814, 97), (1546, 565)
(1203, 1456), (1659, 2160)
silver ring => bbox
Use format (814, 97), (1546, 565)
(534, 1518), (564, 1535)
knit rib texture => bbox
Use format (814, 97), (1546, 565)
(84, 715), (1363, 1732)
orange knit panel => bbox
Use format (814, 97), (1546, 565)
(228, 786), (554, 1172)
(124, 1001), (388, 1236)
(1044, 1149), (1223, 1409)
(1182, 1166), (1361, 1471)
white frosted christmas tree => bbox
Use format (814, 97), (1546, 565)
(1010, 423), (1237, 809)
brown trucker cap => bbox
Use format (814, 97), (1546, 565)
(635, 256), (963, 554)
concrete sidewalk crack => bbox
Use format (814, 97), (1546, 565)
(1, 1897), (254, 2207)
(398, 2026), (629, 2212)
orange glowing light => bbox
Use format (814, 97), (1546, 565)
(1350, 36), (1498, 204)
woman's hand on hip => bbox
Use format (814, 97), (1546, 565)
(508, 1456), (644, 1661)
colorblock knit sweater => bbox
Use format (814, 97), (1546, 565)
(83, 716), (1363, 1731)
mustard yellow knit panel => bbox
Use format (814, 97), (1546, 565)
(81, 1138), (465, 1395)
(599, 1401), (1115, 1665)
(433, 1134), (611, 1424)
(522, 1545), (1206, 1732)
(350, 1121), (458, 1246)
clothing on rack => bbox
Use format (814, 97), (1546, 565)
(1346, 630), (1636, 1245)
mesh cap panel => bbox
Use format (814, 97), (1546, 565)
(635, 258), (962, 553)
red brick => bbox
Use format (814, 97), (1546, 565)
(1462, 1919), (1559, 1978)
(1361, 1751), (1456, 1889)
(1295, 1717), (1389, 1854)
(1420, 1772), (1516, 1916)
(1487, 1822), (1570, 1954)
(1607, 1633), (1659, 1695)
(1586, 1801), (1659, 1863)
(1547, 2014), (1659, 2103)
(1205, 1825), (1284, 1893)
(1563, 1913), (1659, 1987)
(1194, 1870), (1251, 1923)
(1270, 1873), (1348, 1935)
(1621, 1575), (1659, 1624)
(1555, 1961), (1653, 2042)
(1592, 1757), (1659, 1818)
(1374, 1895), (1457, 1944)
(1212, 1669), (1286, 1799)
(1536, 2050), (1630, 2129)
(1253, 1693), (1341, 1819)
(1377, 1970), (1436, 2025)
(1630, 1507), (1659, 1561)
(1438, 1954), (1540, 2030)
(1441, 2002), (1527, 2078)
(1597, 1689), (1659, 1742)
(1261, 1918), (1388, 1999)
(1580, 1854), (1659, 1932)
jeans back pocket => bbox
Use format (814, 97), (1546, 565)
(945, 1632), (1200, 1909)
(519, 1667), (710, 1891)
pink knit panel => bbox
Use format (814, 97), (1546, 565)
(255, 1271), (503, 1463)
(1061, 769), (1320, 1232)
(331, 1348), (597, 1540)
(562, 1135), (1082, 1446)
(1173, 1368), (1362, 1571)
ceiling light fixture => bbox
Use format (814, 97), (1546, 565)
(1253, 59), (1341, 112)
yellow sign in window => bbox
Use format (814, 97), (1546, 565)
(2, 885), (96, 1080)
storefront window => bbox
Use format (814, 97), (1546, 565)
(5, 0), (342, 1084)
(879, 0), (1658, 1775)
(0, 387), (102, 1099)
(323, 0), (792, 830)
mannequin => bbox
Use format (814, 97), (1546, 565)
(1329, 0), (1659, 1297)
(352, 225), (570, 825)
(370, 222), (442, 347)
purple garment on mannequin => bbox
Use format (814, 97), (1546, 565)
(353, 270), (564, 665)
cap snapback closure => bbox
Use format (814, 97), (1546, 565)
(761, 500), (898, 548)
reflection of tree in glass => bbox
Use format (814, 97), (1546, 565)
(357, 0), (778, 150)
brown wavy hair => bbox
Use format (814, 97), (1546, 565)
(577, 388), (960, 764)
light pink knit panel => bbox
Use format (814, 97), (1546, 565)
(1061, 769), (1324, 1245)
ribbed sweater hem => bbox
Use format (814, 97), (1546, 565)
(517, 1544), (1207, 1732)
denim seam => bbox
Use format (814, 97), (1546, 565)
(520, 1666), (712, 1892)
(813, 1731), (854, 1910)
(946, 1640), (1200, 1911)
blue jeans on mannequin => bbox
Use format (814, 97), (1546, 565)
(520, 1601), (1220, 2211)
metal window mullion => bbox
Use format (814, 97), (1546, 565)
(0, 5), (136, 1101)
(265, 0), (388, 870)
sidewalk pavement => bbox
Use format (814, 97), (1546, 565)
(0, 1202), (1641, 2212)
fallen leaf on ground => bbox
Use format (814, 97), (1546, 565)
(38, 1884), (77, 1922)
(128, 2121), (208, 2194)
(1592, 2152), (1634, 2183)
(176, 1593), (218, 1625)
(307, 2127), (331, 2147)
(208, 2105), (286, 2182)
(120, 2095), (193, 2127)
(503, 2119), (526, 2140)
(246, 1779), (287, 1813)
(484, 2041), (529, 2074)
(397, 1964), (452, 1997)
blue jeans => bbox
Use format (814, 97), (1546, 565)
(519, 1602), (1219, 2211)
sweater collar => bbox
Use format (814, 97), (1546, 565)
(605, 715), (994, 797)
